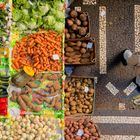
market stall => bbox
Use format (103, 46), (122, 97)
(0, 0), (100, 139)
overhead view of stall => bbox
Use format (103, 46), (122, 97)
(0, 0), (140, 140)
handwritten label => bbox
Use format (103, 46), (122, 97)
(119, 103), (126, 110)
(84, 86), (89, 93)
(123, 82), (137, 96)
(87, 42), (93, 48)
(76, 129), (84, 136)
(106, 82), (119, 96)
(52, 54), (59, 60)
(10, 108), (20, 117)
(75, 7), (81, 12)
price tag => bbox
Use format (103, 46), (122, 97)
(9, 108), (20, 117)
(123, 82), (137, 96)
(52, 54), (59, 60)
(84, 86), (89, 93)
(76, 129), (84, 136)
(106, 82), (119, 96)
(75, 7), (81, 12)
(65, 66), (74, 76)
(119, 103), (126, 110)
(87, 42), (93, 49)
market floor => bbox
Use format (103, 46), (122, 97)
(71, 0), (140, 136)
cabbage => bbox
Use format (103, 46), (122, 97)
(53, 1), (64, 11)
(12, 0), (65, 33)
(22, 9), (28, 16)
(12, 9), (22, 21)
(17, 23), (27, 31)
(54, 22), (64, 33)
(55, 10), (65, 20)
(42, 24), (51, 30)
(43, 15), (56, 26)
(37, 17), (43, 26)
(31, 10), (40, 18)
(23, 2), (31, 9)
(13, 0), (28, 8)
(26, 18), (37, 29)
(38, 4), (50, 16)
(50, 9), (64, 21)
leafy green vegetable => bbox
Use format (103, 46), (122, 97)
(38, 4), (50, 16)
(12, 9), (22, 21)
(53, 1), (64, 11)
(27, 18), (37, 30)
(16, 23), (27, 31)
(37, 17), (43, 26)
(43, 15), (56, 26)
(12, 0), (65, 33)
(0, 8), (8, 48)
(50, 9), (64, 22)
(54, 22), (64, 33)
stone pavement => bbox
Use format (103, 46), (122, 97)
(71, 0), (140, 137)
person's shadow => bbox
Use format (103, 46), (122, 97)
(108, 50), (126, 71)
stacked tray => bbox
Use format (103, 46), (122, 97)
(64, 7), (100, 140)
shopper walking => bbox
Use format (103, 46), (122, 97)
(123, 49), (140, 86)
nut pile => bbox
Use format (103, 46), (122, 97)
(10, 73), (62, 112)
(0, 115), (62, 140)
(65, 10), (89, 39)
(65, 78), (94, 116)
(65, 118), (100, 140)
(65, 40), (95, 64)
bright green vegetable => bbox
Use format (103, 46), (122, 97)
(12, 9), (22, 21)
(54, 22), (64, 33)
(50, 9), (65, 21)
(12, 0), (65, 33)
(43, 15), (56, 26)
(27, 18), (37, 30)
(38, 4), (50, 16)
(16, 23), (27, 31)
(53, 1), (64, 11)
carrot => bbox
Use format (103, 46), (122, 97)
(12, 31), (62, 73)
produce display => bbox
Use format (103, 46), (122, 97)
(0, 98), (7, 115)
(65, 10), (89, 39)
(0, 115), (63, 140)
(0, 76), (9, 98)
(65, 77), (94, 116)
(8, 73), (63, 115)
(65, 118), (100, 140)
(12, 0), (65, 33)
(0, 2), (12, 48)
(65, 39), (95, 64)
(0, 0), (100, 139)
(11, 31), (62, 73)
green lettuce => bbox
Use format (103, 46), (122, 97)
(50, 9), (64, 21)
(53, 1), (64, 11)
(43, 15), (56, 26)
(38, 4), (50, 16)
(12, 9), (22, 21)
(54, 22), (64, 33)
(25, 18), (37, 30)
(16, 23), (27, 31)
